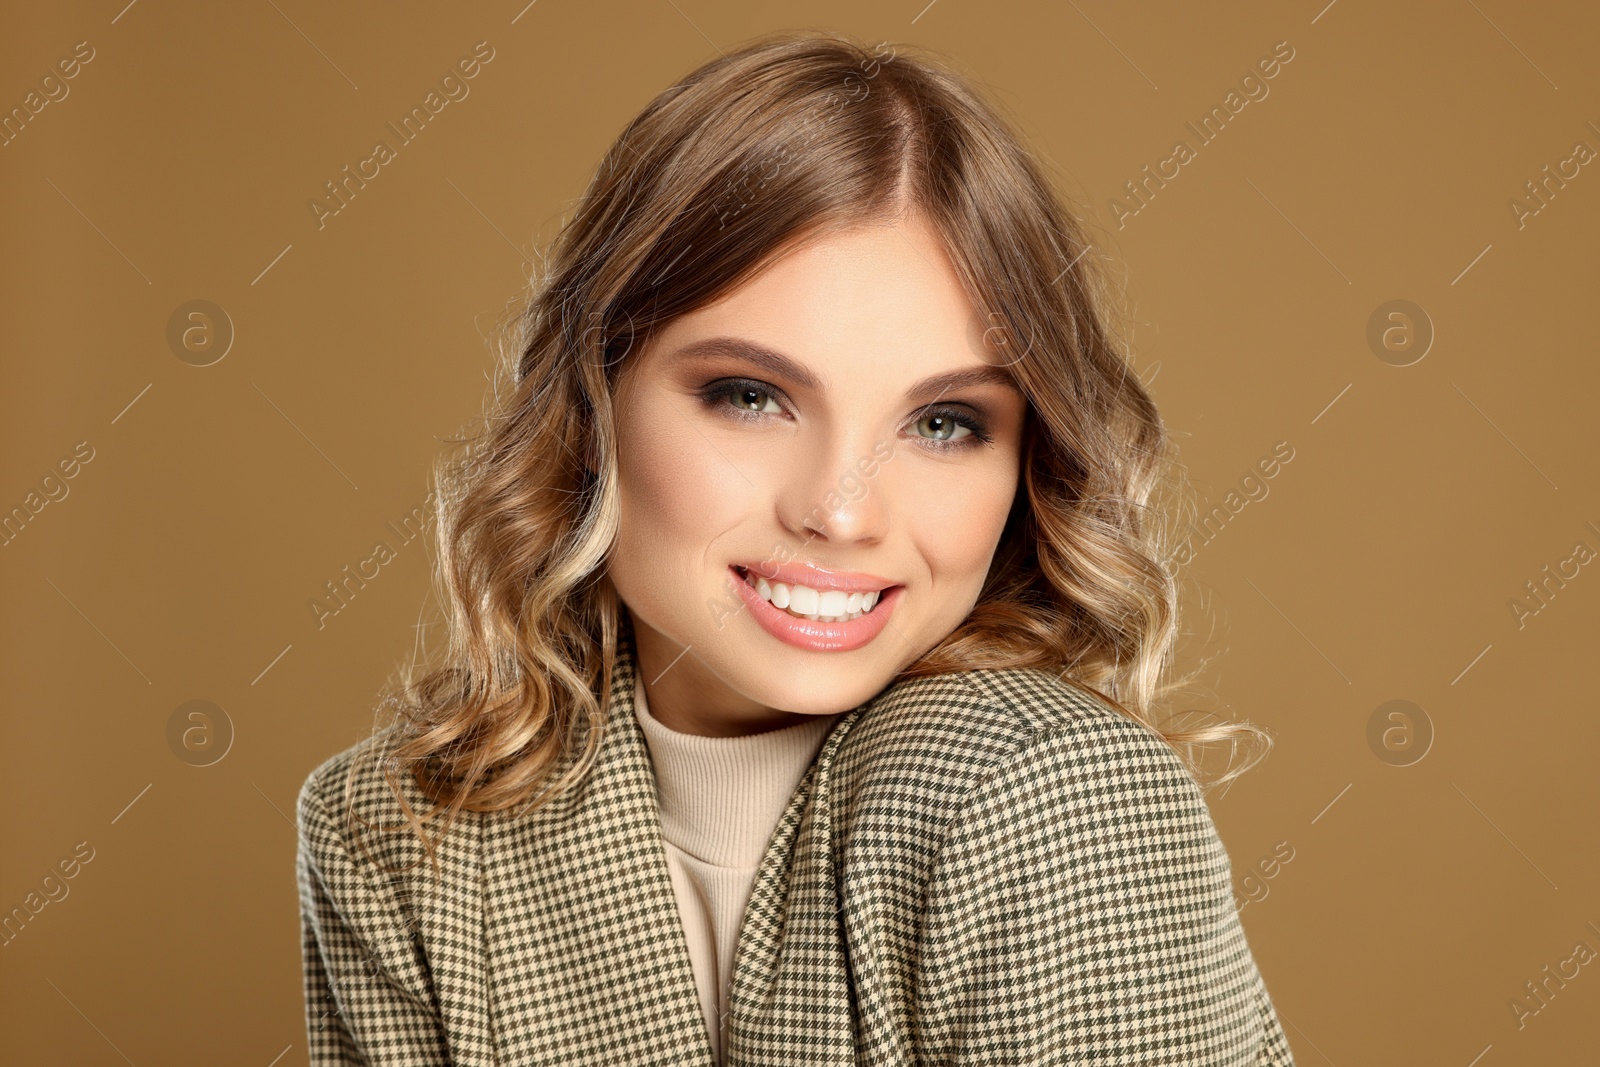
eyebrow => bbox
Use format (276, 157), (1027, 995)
(669, 336), (1023, 402)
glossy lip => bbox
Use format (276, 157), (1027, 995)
(731, 559), (899, 594)
(728, 565), (904, 652)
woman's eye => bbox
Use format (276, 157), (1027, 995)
(915, 413), (972, 443)
(701, 381), (993, 451)
(728, 386), (782, 413)
(700, 380), (786, 418)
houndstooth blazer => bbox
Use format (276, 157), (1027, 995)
(297, 626), (1297, 1065)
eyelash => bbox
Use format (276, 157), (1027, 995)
(697, 378), (995, 451)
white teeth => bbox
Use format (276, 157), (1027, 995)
(789, 584), (820, 615)
(739, 568), (888, 622)
(818, 589), (850, 616)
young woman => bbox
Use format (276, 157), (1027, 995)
(297, 29), (1296, 1066)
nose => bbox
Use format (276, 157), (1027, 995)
(776, 432), (893, 548)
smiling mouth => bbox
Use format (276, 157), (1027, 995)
(732, 565), (898, 623)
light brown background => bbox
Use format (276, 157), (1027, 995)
(3, 1), (1596, 1063)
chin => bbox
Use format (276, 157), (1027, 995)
(716, 647), (898, 716)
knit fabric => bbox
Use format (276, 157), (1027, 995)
(631, 673), (845, 1064)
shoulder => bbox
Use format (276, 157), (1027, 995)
(295, 727), (451, 1013)
(295, 726), (393, 840)
(296, 725), (434, 880)
(830, 664), (1208, 869)
(881, 670), (1283, 1062)
(835, 663), (1197, 810)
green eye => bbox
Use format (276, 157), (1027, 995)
(916, 413), (971, 442)
(700, 379), (995, 453)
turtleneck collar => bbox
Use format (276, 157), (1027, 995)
(632, 672), (846, 868)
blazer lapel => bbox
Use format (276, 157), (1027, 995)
(482, 629), (716, 1065)
(465, 627), (880, 1064)
(725, 696), (865, 1066)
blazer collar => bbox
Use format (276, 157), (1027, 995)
(459, 626), (867, 1065)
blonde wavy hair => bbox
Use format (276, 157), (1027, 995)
(349, 28), (1271, 872)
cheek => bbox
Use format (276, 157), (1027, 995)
(897, 455), (1020, 581)
(614, 401), (748, 588)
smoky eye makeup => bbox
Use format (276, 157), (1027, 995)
(693, 376), (997, 450)
(697, 377), (786, 416)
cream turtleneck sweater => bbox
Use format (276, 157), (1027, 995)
(632, 673), (845, 1065)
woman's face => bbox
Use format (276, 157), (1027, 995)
(608, 210), (1028, 737)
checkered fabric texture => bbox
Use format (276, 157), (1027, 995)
(297, 626), (1297, 1065)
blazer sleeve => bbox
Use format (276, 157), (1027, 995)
(910, 717), (1296, 1065)
(296, 765), (453, 1065)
